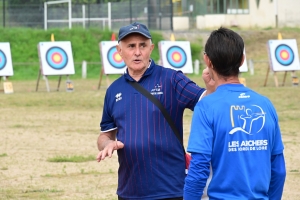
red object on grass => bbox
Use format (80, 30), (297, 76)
(111, 33), (116, 41)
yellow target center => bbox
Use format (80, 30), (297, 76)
(281, 51), (288, 59)
(53, 54), (62, 63)
(114, 53), (122, 62)
(173, 53), (181, 61)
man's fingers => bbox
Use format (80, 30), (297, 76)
(97, 141), (125, 163)
(114, 141), (124, 150)
(96, 151), (102, 162)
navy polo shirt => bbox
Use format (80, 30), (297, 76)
(100, 60), (205, 199)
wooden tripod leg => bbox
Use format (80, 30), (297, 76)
(57, 75), (62, 91)
(98, 68), (104, 90)
(36, 70), (41, 92)
(45, 76), (50, 92)
(263, 66), (270, 87)
(106, 75), (110, 87)
(282, 71), (287, 86)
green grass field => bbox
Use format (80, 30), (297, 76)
(0, 27), (300, 199)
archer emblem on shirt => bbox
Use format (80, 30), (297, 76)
(229, 105), (266, 135)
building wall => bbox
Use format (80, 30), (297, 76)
(173, 0), (300, 30)
(173, 16), (189, 30)
(277, 0), (300, 28)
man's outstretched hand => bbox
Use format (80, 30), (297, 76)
(96, 140), (124, 162)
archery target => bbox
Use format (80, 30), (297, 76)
(38, 41), (75, 75)
(166, 46), (187, 68)
(275, 45), (294, 66)
(239, 48), (248, 72)
(0, 42), (13, 76)
(267, 39), (300, 71)
(46, 47), (68, 70)
(0, 50), (7, 70)
(159, 41), (193, 73)
(100, 41), (126, 74)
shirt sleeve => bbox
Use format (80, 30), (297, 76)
(100, 91), (117, 132)
(172, 71), (206, 111)
(268, 153), (286, 200)
(184, 153), (211, 200)
(271, 112), (284, 155)
(187, 103), (213, 155)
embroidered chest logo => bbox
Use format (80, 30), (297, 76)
(150, 84), (163, 95)
(115, 93), (122, 102)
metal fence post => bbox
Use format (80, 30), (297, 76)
(194, 59), (199, 75)
(3, 0), (5, 27)
(82, 60), (87, 79)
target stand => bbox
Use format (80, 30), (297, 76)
(98, 41), (127, 89)
(36, 41), (75, 92)
(98, 67), (112, 90)
(264, 39), (300, 87)
(0, 42), (14, 94)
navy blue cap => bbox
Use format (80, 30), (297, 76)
(118, 22), (152, 42)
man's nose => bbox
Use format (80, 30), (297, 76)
(134, 47), (141, 56)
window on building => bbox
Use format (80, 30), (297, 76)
(205, 0), (249, 14)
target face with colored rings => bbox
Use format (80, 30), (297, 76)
(0, 50), (7, 70)
(46, 47), (68, 70)
(107, 47), (125, 69)
(166, 46), (187, 68)
(275, 44), (294, 66)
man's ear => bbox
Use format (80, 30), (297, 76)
(203, 54), (213, 69)
(150, 43), (155, 52)
(116, 44), (122, 57)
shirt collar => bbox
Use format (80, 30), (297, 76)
(124, 59), (155, 81)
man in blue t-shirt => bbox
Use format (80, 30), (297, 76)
(184, 27), (286, 200)
(96, 22), (214, 200)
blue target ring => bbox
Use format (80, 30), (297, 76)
(107, 47), (125, 69)
(0, 50), (7, 70)
(46, 47), (68, 70)
(166, 46), (187, 68)
(275, 44), (294, 66)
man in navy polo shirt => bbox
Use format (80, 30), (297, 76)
(96, 22), (214, 200)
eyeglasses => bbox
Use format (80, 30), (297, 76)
(203, 51), (207, 55)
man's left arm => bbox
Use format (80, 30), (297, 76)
(268, 153), (286, 200)
(184, 153), (211, 200)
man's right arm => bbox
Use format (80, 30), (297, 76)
(96, 129), (124, 162)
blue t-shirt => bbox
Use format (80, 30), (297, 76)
(187, 84), (284, 199)
(100, 60), (205, 199)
